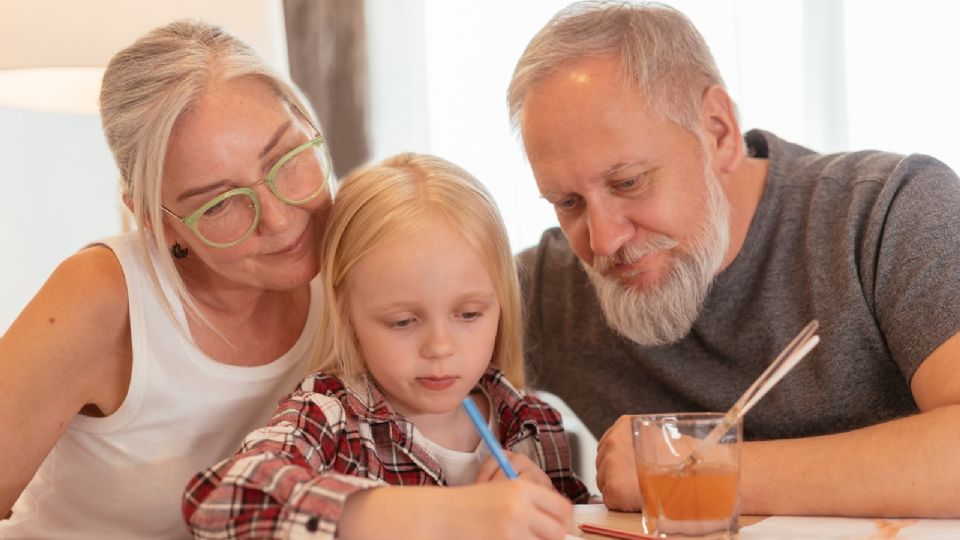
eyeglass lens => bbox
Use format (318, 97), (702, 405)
(195, 143), (328, 246)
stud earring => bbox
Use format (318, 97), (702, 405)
(171, 242), (189, 259)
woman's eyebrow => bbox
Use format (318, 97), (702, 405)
(259, 120), (293, 159)
(176, 180), (230, 204)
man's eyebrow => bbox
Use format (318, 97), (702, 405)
(259, 120), (293, 159)
(603, 159), (647, 177)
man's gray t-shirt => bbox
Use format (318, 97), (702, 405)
(518, 129), (960, 440)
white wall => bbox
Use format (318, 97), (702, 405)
(0, 0), (288, 334)
(0, 108), (121, 333)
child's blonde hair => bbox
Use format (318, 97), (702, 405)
(312, 153), (525, 388)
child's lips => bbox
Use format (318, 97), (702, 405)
(416, 376), (458, 390)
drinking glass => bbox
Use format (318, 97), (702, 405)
(632, 413), (741, 539)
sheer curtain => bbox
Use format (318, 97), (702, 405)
(284, 0), (370, 177)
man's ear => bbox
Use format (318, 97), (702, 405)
(699, 85), (744, 174)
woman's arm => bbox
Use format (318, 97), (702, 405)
(0, 246), (132, 515)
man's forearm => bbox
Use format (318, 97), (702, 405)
(742, 404), (960, 517)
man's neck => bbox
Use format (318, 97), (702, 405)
(720, 156), (770, 271)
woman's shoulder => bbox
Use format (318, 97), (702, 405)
(43, 246), (131, 369)
(0, 244), (132, 423)
(57, 245), (129, 317)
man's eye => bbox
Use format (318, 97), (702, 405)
(616, 177), (638, 189)
(613, 175), (653, 195)
(554, 195), (582, 211)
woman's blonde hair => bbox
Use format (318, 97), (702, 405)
(99, 19), (323, 329)
(312, 153), (525, 388)
(508, 1), (726, 135)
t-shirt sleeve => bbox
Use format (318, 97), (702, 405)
(871, 155), (960, 382)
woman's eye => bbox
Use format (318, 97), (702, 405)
(461, 311), (482, 321)
(200, 197), (233, 218)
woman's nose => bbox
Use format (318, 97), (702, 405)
(255, 184), (294, 233)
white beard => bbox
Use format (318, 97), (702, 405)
(583, 169), (730, 346)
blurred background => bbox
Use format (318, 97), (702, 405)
(3, 0), (959, 335)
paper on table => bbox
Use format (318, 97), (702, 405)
(740, 516), (960, 539)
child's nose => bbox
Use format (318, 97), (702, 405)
(421, 322), (454, 360)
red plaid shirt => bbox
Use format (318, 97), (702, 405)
(183, 367), (588, 538)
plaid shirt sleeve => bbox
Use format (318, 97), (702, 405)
(516, 394), (591, 504)
(182, 377), (383, 539)
(485, 367), (590, 504)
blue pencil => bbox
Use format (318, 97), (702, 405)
(462, 397), (519, 479)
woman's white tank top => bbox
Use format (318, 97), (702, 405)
(1, 233), (318, 539)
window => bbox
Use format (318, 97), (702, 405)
(366, 0), (960, 252)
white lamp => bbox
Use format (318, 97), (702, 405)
(0, 0), (289, 113)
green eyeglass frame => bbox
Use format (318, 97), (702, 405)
(162, 135), (331, 249)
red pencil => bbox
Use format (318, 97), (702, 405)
(579, 523), (658, 540)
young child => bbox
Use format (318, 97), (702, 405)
(183, 153), (588, 539)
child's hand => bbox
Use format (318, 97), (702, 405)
(475, 450), (554, 489)
(339, 482), (573, 540)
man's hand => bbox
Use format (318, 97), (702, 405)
(596, 415), (642, 511)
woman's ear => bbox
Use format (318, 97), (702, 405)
(699, 85), (744, 174)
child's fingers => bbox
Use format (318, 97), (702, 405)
(475, 454), (508, 482)
(529, 486), (575, 539)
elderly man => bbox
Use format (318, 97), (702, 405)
(509, 1), (960, 517)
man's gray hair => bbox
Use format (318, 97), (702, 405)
(507, 1), (725, 134)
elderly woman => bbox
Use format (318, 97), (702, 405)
(0, 20), (333, 537)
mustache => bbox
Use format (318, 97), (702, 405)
(592, 235), (679, 274)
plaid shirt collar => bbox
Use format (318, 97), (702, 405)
(340, 366), (544, 453)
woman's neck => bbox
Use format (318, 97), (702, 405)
(182, 277), (312, 367)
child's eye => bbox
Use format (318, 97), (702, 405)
(389, 318), (416, 329)
(460, 311), (482, 321)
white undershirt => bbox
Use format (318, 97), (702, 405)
(417, 396), (496, 486)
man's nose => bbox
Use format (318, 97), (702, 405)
(586, 205), (633, 258)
